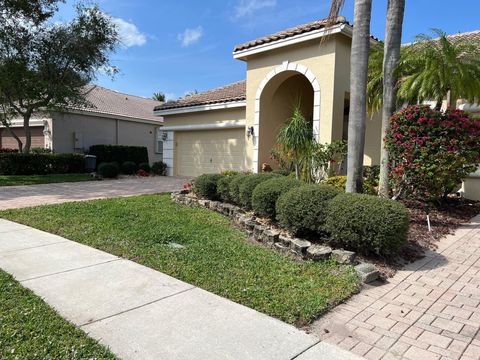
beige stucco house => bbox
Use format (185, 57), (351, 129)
(154, 17), (479, 200)
(1, 85), (164, 163)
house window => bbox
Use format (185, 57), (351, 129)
(156, 139), (164, 160)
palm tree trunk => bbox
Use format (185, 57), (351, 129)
(346, 0), (372, 193)
(378, 0), (405, 197)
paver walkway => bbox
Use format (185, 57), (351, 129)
(310, 215), (480, 360)
(0, 177), (187, 210)
(0, 219), (361, 360)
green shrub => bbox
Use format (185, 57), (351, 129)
(323, 176), (347, 191)
(120, 161), (138, 175)
(363, 165), (380, 187)
(89, 145), (148, 168)
(138, 162), (151, 172)
(0, 153), (85, 175)
(98, 162), (119, 178)
(193, 174), (223, 200)
(324, 193), (409, 257)
(151, 161), (167, 176)
(30, 147), (53, 154)
(251, 177), (301, 219)
(217, 174), (239, 202)
(239, 173), (282, 208)
(276, 185), (340, 236)
(271, 169), (291, 176)
(220, 170), (240, 176)
(228, 174), (250, 205)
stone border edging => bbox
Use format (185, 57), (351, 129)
(171, 191), (380, 283)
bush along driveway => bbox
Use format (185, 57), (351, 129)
(0, 194), (359, 326)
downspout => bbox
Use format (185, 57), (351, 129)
(115, 119), (119, 145)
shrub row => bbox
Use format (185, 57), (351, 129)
(89, 145), (148, 168)
(193, 172), (410, 257)
(0, 153), (85, 175)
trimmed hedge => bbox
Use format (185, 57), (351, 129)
(89, 145), (148, 167)
(194, 174), (223, 200)
(239, 173), (282, 208)
(217, 174), (238, 202)
(324, 193), (409, 257)
(276, 185), (340, 236)
(138, 162), (151, 172)
(151, 161), (167, 176)
(98, 162), (119, 178)
(251, 177), (301, 219)
(121, 161), (138, 175)
(228, 174), (249, 205)
(0, 153), (85, 175)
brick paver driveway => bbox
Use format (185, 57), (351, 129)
(0, 177), (187, 210)
(310, 215), (480, 360)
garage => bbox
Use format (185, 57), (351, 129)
(175, 128), (245, 177)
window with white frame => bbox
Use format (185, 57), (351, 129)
(155, 128), (164, 160)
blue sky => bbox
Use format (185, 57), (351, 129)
(56, 0), (480, 100)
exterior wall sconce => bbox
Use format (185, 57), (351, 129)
(247, 126), (254, 138)
(162, 131), (168, 141)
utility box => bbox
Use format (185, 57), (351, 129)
(85, 155), (97, 172)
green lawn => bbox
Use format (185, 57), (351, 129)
(0, 194), (359, 325)
(0, 270), (116, 359)
(0, 173), (92, 186)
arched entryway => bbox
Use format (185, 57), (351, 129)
(253, 61), (320, 172)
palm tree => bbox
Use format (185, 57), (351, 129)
(378, 0), (405, 198)
(327, 0), (373, 193)
(368, 30), (480, 111)
(152, 92), (166, 102)
(399, 30), (480, 109)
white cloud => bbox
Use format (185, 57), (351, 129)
(178, 26), (203, 47)
(234, 0), (277, 19)
(112, 17), (147, 48)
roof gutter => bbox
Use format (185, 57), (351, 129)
(154, 100), (246, 116)
(160, 120), (246, 132)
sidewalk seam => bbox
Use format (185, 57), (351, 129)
(1, 240), (70, 254)
(289, 340), (322, 359)
(20, 258), (121, 282)
(79, 286), (196, 328)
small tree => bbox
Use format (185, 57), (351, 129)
(276, 106), (312, 180)
(0, 1), (118, 153)
(385, 105), (480, 202)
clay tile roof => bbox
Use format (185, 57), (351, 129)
(154, 80), (246, 111)
(72, 85), (163, 122)
(445, 29), (480, 45)
(233, 16), (349, 52)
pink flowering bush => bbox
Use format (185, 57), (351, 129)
(386, 105), (480, 200)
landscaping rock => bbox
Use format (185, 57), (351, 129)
(279, 235), (293, 247)
(291, 239), (312, 255)
(332, 249), (356, 265)
(254, 225), (266, 241)
(306, 245), (332, 261)
(245, 220), (257, 232)
(262, 230), (280, 244)
(198, 199), (208, 207)
(274, 243), (289, 251)
(355, 263), (380, 284)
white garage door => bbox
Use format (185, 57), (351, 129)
(175, 128), (245, 177)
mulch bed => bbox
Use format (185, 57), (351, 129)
(369, 198), (480, 278)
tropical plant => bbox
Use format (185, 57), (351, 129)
(276, 105), (313, 180)
(0, 1), (118, 153)
(378, 0), (405, 198)
(385, 105), (480, 201)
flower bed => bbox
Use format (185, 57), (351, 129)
(172, 190), (381, 283)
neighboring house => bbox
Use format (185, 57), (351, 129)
(0, 85), (164, 163)
(154, 17), (480, 200)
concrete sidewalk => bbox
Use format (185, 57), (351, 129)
(0, 218), (361, 360)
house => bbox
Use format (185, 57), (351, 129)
(0, 85), (165, 163)
(154, 17), (480, 200)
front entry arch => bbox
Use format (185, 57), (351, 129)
(252, 61), (320, 173)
